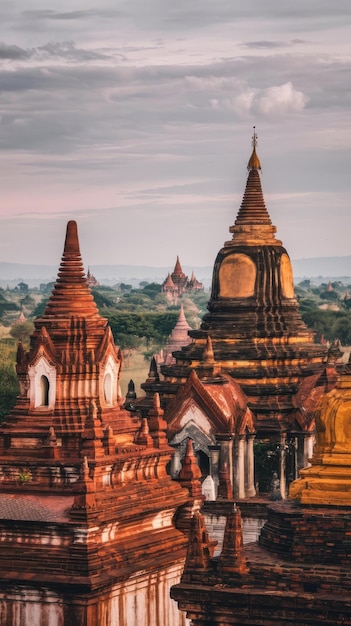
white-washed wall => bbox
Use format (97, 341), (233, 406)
(0, 563), (189, 626)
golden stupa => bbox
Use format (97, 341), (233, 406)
(290, 367), (351, 505)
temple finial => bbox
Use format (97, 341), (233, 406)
(247, 126), (261, 171)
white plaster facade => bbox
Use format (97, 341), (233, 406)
(28, 355), (56, 410)
(0, 564), (189, 626)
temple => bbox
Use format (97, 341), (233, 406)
(0, 221), (189, 626)
(138, 130), (335, 499)
(162, 257), (204, 301)
(171, 362), (351, 625)
(86, 267), (99, 288)
(155, 304), (193, 366)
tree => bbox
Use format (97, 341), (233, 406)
(0, 365), (19, 421)
(320, 291), (338, 301)
(16, 282), (29, 293)
(141, 283), (162, 299)
(118, 283), (132, 292)
(10, 321), (34, 343)
(332, 317), (351, 346)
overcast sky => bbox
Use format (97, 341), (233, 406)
(0, 0), (350, 269)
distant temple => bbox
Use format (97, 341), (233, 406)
(15, 309), (26, 324)
(0, 221), (189, 626)
(162, 257), (203, 300)
(86, 267), (99, 288)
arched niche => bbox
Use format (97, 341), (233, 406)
(280, 253), (295, 298)
(100, 355), (119, 407)
(28, 356), (56, 410)
(103, 372), (113, 405)
(40, 375), (50, 406)
(219, 253), (256, 298)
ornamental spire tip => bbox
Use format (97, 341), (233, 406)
(247, 126), (261, 171)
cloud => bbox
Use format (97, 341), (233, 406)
(255, 82), (309, 117)
(0, 42), (29, 59)
(0, 0), (350, 268)
(22, 9), (119, 22)
(211, 82), (309, 119)
(241, 41), (287, 50)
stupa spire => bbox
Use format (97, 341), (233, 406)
(228, 129), (280, 246)
(42, 221), (100, 318)
(173, 256), (183, 275)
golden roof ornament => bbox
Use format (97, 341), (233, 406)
(247, 126), (261, 171)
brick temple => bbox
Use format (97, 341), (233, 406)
(138, 130), (336, 499)
(162, 257), (204, 301)
(171, 364), (351, 625)
(0, 221), (189, 626)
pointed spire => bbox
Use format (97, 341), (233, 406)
(179, 302), (186, 322)
(148, 393), (168, 449)
(247, 126), (261, 171)
(219, 503), (249, 576)
(162, 304), (192, 365)
(227, 132), (281, 246)
(81, 399), (105, 459)
(42, 221), (100, 318)
(174, 442), (204, 533)
(178, 439), (202, 486)
(135, 417), (153, 447)
(163, 273), (176, 289)
(126, 379), (137, 402)
(203, 335), (214, 365)
(173, 255), (184, 276)
(182, 512), (214, 577)
(147, 356), (160, 383)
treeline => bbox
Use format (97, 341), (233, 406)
(300, 301), (351, 345)
(0, 342), (19, 421)
(106, 311), (179, 349)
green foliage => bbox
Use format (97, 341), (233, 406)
(0, 342), (19, 421)
(141, 283), (162, 298)
(20, 295), (35, 306)
(16, 282), (29, 293)
(9, 321), (34, 343)
(0, 292), (20, 319)
(106, 311), (178, 349)
(297, 279), (311, 288)
(320, 290), (338, 301)
(32, 299), (48, 318)
(331, 317), (351, 345)
(90, 289), (115, 309)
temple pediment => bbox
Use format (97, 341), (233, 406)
(167, 370), (254, 439)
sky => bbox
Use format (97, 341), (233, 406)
(0, 0), (351, 269)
